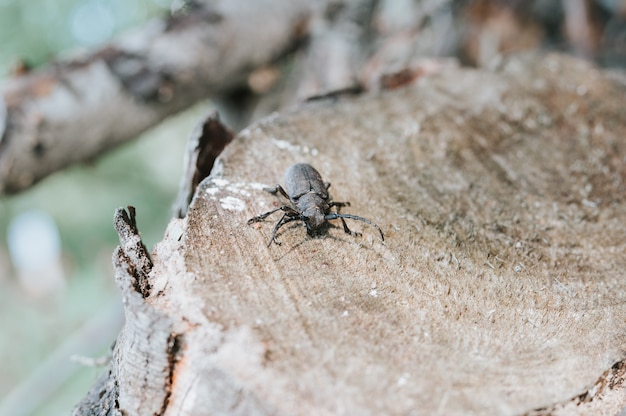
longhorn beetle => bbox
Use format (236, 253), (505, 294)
(247, 163), (384, 246)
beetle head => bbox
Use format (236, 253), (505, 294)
(304, 206), (326, 231)
(298, 193), (327, 232)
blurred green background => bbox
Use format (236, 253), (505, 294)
(0, 1), (210, 414)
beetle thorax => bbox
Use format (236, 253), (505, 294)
(296, 192), (328, 230)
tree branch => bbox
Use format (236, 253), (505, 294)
(0, 0), (312, 194)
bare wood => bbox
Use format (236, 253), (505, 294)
(0, 0), (312, 194)
(76, 53), (626, 415)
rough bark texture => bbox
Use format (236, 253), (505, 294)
(173, 111), (234, 218)
(75, 53), (626, 415)
(0, 0), (311, 194)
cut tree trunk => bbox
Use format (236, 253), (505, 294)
(74, 53), (626, 415)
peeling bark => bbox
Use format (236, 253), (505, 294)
(174, 112), (234, 218)
(113, 207), (153, 297)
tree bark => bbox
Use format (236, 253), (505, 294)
(75, 53), (626, 415)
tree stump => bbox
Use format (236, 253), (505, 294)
(75, 53), (626, 415)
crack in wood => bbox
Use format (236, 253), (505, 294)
(160, 333), (184, 415)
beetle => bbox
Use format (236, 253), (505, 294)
(247, 163), (384, 246)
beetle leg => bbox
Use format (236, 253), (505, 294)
(327, 202), (360, 237)
(339, 217), (362, 237)
(247, 205), (298, 224)
(268, 213), (303, 247)
(324, 182), (331, 190)
(324, 213), (384, 241)
(265, 184), (290, 200)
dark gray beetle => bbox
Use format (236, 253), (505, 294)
(248, 163), (384, 246)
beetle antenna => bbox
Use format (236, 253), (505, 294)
(325, 213), (384, 241)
